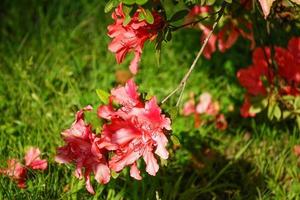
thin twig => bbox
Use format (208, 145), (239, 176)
(161, 3), (226, 105)
(170, 12), (216, 31)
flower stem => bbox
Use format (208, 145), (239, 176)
(161, 2), (226, 105)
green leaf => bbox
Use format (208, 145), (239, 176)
(282, 111), (292, 119)
(249, 105), (262, 115)
(104, 0), (118, 13)
(168, 107), (178, 120)
(140, 8), (154, 24)
(296, 116), (300, 129)
(136, 0), (148, 5)
(96, 89), (110, 104)
(171, 135), (180, 145)
(206, 0), (216, 5)
(294, 96), (300, 108)
(267, 101), (281, 120)
(169, 9), (189, 22)
(121, 0), (136, 5)
(111, 170), (120, 179)
(123, 5), (133, 25)
(165, 29), (172, 41)
(160, 158), (168, 166)
(224, 0), (232, 3)
(155, 49), (161, 67)
(249, 96), (267, 114)
(273, 104), (281, 120)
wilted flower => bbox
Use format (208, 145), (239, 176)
(0, 147), (47, 188)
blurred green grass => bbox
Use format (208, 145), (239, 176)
(1, 0), (300, 199)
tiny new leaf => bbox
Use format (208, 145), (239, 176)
(96, 89), (110, 104)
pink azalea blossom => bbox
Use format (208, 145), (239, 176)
(0, 147), (47, 188)
(97, 79), (171, 178)
(182, 98), (196, 116)
(55, 106), (110, 194)
(107, 4), (164, 74)
(24, 147), (47, 170)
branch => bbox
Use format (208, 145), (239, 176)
(161, 3), (226, 105)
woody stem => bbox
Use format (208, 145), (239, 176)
(161, 3), (226, 105)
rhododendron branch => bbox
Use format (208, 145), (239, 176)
(170, 11), (219, 31)
(161, 3), (226, 105)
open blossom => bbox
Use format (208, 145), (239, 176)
(55, 106), (110, 194)
(182, 92), (227, 130)
(237, 37), (300, 117)
(0, 147), (47, 188)
(107, 4), (164, 74)
(276, 37), (300, 84)
(97, 79), (171, 178)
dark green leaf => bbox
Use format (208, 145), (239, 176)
(169, 9), (189, 22)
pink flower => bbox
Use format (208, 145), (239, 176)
(0, 147), (47, 188)
(107, 4), (164, 74)
(1, 159), (27, 188)
(97, 79), (171, 178)
(182, 99), (195, 116)
(24, 147), (47, 170)
(55, 106), (110, 194)
(195, 92), (220, 116)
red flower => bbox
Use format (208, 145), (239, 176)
(276, 37), (300, 84)
(240, 95), (256, 118)
(107, 4), (164, 74)
(97, 79), (171, 178)
(55, 106), (110, 194)
(237, 48), (272, 96)
(0, 147), (47, 188)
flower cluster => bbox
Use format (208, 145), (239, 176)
(0, 147), (47, 188)
(55, 79), (171, 194)
(182, 92), (228, 130)
(237, 37), (300, 117)
(185, 5), (255, 59)
(107, 4), (164, 74)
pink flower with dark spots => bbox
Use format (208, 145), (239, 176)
(55, 106), (110, 194)
(107, 4), (164, 74)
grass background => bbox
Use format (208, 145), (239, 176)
(1, 0), (300, 199)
